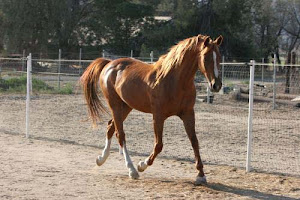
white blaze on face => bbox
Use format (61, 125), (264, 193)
(213, 51), (219, 78)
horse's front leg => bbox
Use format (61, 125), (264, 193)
(138, 115), (164, 172)
(180, 109), (207, 185)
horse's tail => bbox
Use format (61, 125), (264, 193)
(80, 58), (111, 125)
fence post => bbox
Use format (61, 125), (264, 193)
(22, 49), (26, 72)
(206, 87), (213, 104)
(273, 54), (276, 109)
(246, 60), (255, 172)
(150, 51), (153, 63)
(207, 87), (210, 104)
(102, 50), (105, 58)
(131, 50), (133, 58)
(79, 48), (82, 75)
(220, 55), (225, 94)
(26, 53), (32, 138)
(58, 49), (61, 90)
(221, 56), (225, 85)
(261, 58), (264, 84)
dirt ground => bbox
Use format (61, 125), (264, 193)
(1, 132), (300, 200)
(0, 93), (299, 199)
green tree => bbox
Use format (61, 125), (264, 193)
(86, 0), (154, 55)
(46, 0), (92, 55)
(140, 0), (200, 56)
(0, 0), (91, 57)
(0, 9), (4, 52)
(1, 0), (50, 54)
(211, 0), (258, 60)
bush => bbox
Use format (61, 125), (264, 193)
(57, 83), (73, 94)
(32, 78), (53, 91)
(0, 76), (49, 93)
(5, 76), (27, 92)
(0, 76), (74, 94)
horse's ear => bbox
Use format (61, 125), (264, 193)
(214, 35), (223, 46)
(203, 36), (210, 47)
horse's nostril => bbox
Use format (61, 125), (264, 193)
(213, 84), (217, 90)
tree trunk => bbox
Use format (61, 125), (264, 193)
(285, 52), (296, 94)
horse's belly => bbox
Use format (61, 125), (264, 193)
(126, 99), (152, 113)
(120, 93), (152, 113)
(116, 82), (152, 113)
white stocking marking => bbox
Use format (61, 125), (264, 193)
(122, 142), (139, 179)
(138, 158), (149, 172)
(96, 138), (111, 166)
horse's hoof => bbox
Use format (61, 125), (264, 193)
(195, 176), (207, 186)
(137, 161), (147, 172)
(129, 169), (139, 179)
(96, 156), (105, 166)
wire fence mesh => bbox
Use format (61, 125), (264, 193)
(0, 56), (299, 177)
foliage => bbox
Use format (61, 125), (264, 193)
(0, 0), (91, 57)
(57, 83), (73, 95)
(85, 0), (154, 55)
(0, 76), (73, 94)
(0, 0), (299, 61)
(0, 76), (51, 93)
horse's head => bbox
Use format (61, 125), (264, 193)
(198, 35), (223, 92)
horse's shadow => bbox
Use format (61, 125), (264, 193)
(204, 182), (298, 200)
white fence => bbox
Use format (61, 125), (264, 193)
(0, 55), (299, 177)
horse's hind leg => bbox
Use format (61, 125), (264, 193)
(96, 119), (115, 166)
(96, 104), (132, 166)
(111, 104), (139, 179)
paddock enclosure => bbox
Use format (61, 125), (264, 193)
(0, 56), (300, 199)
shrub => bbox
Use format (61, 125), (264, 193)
(0, 76), (73, 94)
(57, 83), (73, 94)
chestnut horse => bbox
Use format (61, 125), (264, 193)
(81, 34), (223, 185)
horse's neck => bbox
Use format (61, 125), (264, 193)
(165, 53), (199, 88)
(178, 56), (199, 85)
(153, 52), (199, 88)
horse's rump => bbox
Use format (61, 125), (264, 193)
(100, 58), (155, 113)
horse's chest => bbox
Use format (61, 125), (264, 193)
(152, 87), (196, 116)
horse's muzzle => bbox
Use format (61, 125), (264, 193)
(210, 78), (222, 92)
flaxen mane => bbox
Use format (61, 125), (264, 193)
(154, 34), (210, 84)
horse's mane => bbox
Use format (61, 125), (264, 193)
(154, 34), (209, 84)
